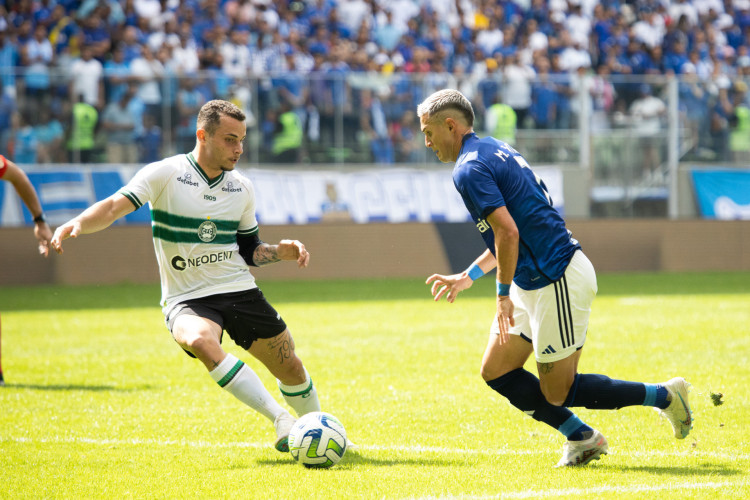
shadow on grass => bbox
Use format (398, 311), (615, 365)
(253, 452), (460, 468)
(2, 383), (156, 392)
(600, 462), (742, 476)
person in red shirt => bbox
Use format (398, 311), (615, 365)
(0, 154), (53, 386)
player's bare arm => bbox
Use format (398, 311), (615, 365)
(253, 239), (310, 268)
(427, 246), (497, 303)
(51, 193), (136, 254)
(2, 158), (53, 256)
(486, 206), (519, 339)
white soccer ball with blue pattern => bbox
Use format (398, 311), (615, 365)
(288, 411), (347, 468)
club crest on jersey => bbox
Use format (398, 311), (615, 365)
(198, 220), (217, 242)
(222, 181), (242, 193)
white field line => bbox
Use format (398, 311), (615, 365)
(3, 435), (750, 462)
(418, 480), (750, 500)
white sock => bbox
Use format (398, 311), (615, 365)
(278, 367), (321, 416)
(209, 353), (285, 423)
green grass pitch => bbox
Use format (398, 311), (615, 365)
(1, 272), (749, 499)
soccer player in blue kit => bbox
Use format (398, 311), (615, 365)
(417, 89), (692, 466)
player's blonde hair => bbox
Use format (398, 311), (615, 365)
(197, 100), (246, 136)
(417, 89), (475, 127)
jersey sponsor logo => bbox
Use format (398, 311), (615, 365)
(221, 181), (242, 193)
(176, 172), (199, 187)
(198, 220), (217, 242)
(171, 251), (234, 271)
(476, 218), (491, 233)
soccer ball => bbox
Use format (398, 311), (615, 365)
(288, 411), (347, 468)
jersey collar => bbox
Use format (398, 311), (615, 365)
(187, 152), (225, 188)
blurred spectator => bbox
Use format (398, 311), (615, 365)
(20, 24), (54, 113)
(502, 53), (535, 129)
(137, 112), (162, 163)
(629, 84), (667, 179)
(391, 109), (420, 163)
(103, 44), (133, 103)
(272, 100), (303, 163)
(175, 75), (205, 154)
(130, 45), (165, 125)
(678, 64), (710, 156)
(101, 86), (140, 164)
(729, 81), (750, 163)
(69, 45), (104, 109)
(373, 8), (404, 52)
(0, 88), (18, 145)
(709, 85), (734, 162)
(66, 93), (99, 163)
(359, 88), (393, 164)
(587, 63), (616, 130)
(5, 110), (38, 164)
(0, 29), (19, 97)
(485, 95), (517, 145)
(530, 57), (558, 130)
(34, 107), (65, 163)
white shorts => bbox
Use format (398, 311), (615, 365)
(491, 250), (597, 363)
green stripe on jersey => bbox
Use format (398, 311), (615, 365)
(187, 152), (224, 187)
(238, 226), (259, 236)
(217, 360), (245, 387)
(120, 190), (143, 209)
(151, 209), (239, 232)
(152, 225), (237, 244)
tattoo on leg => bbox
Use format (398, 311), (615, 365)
(539, 363), (554, 374)
(269, 332), (294, 364)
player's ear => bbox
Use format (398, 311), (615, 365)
(196, 128), (206, 142)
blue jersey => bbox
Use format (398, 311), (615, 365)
(453, 133), (580, 290)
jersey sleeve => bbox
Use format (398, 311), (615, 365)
(236, 174), (259, 236)
(461, 160), (506, 220)
(118, 161), (173, 209)
(0, 154), (7, 178)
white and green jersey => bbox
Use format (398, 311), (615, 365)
(119, 153), (259, 316)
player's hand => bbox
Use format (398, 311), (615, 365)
(34, 222), (53, 257)
(277, 239), (310, 268)
(426, 272), (473, 303)
(51, 221), (82, 254)
(495, 295), (515, 343)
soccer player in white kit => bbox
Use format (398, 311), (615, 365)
(51, 100), (320, 452)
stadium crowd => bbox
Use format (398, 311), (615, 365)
(0, 0), (749, 167)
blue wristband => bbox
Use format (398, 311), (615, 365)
(496, 281), (511, 296)
(466, 263), (485, 281)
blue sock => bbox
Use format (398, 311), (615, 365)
(558, 415), (593, 441)
(564, 373), (649, 409)
(486, 368), (592, 441)
(644, 383), (670, 409)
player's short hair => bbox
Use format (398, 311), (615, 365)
(197, 100), (246, 136)
(417, 89), (475, 127)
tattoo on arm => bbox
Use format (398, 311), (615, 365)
(253, 243), (281, 266)
(539, 363), (554, 375)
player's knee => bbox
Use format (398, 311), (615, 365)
(180, 333), (218, 357)
(277, 355), (306, 384)
(480, 361), (514, 382)
(539, 382), (569, 406)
